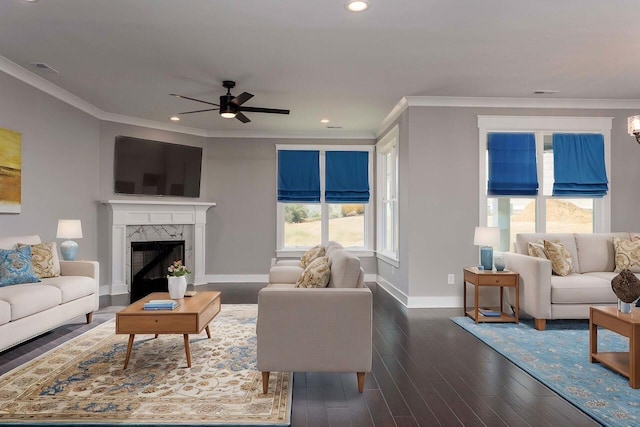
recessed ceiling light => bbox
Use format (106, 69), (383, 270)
(533, 90), (560, 95)
(170, 116), (180, 121)
(346, 0), (370, 12)
(23, 0), (39, 2)
(320, 119), (330, 123)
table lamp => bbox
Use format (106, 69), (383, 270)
(57, 219), (83, 261)
(474, 226), (500, 271)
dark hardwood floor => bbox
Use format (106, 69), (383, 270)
(0, 283), (599, 426)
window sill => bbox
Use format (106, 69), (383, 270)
(376, 251), (399, 267)
(276, 248), (375, 258)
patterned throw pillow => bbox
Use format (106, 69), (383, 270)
(613, 236), (640, 273)
(300, 245), (326, 269)
(17, 242), (60, 279)
(527, 241), (548, 259)
(543, 240), (574, 276)
(296, 256), (330, 288)
(0, 246), (41, 287)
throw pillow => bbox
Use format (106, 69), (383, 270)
(296, 256), (331, 288)
(613, 236), (640, 273)
(300, 244), (326, 269)
(0, 246), (41, 287)
(17, 242), (60, 279)
(611, 269), (640, 303)
(543, 240), (574, 276)
(527, 241), (548, 259)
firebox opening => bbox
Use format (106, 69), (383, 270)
(130, 240), (185, 303)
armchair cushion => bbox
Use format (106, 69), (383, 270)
(296, 256), (330, 288)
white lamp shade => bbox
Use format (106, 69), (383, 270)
(628, 115), (640, 135)
(474, 226), (500, 247)
(56, 219), (83, 239)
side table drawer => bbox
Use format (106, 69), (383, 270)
(117, 314), (197, 334)
(477, 275), (517, 286)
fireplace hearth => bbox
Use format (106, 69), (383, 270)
(131, 240), (185, 302)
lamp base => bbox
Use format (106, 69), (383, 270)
(480, 246), (493, 271)
(60, 240), (78, 261)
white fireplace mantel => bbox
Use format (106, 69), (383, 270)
(103, 200), (216, 295)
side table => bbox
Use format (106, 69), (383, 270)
(463, 267), (519, 323)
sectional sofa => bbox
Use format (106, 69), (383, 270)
(503, 232), (635, 330)
(0, 235), (99, 352)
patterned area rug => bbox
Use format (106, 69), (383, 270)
(0, 304), (291, 426)
(452, 317), (640, 427)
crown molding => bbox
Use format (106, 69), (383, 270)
(205, 129), (375, 139)
(100, 112), (209, 137)
(376, 97), (408, 138)
(404, 95), (640, 109)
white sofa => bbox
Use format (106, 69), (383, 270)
(257, 247), (372, 393)
(503, 232), (632, 330)
(0, 235), (99, 352)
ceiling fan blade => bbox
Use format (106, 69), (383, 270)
(230, 92), (254, 106)
(178, 108), (219, 115)
(238, 106), (290, 115)
(235, 112), (251, 123)
(170, 94), (219, 107)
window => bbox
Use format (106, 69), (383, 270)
(276, 145), (374, 254)
(478, 116), (612, 252)
(376, 125), (399, 263)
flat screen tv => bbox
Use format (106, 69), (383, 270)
(114, 136), (202, 197)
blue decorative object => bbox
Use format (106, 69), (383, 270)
(480, 246), (493, 271)
(452, 317), (639, 427)
(0, 246), (40, 287)
(59, 240), (78, 261)
(552, 133), (608, 197)
(494, 256), (505, 271)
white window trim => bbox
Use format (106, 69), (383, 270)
(477, 115), (612, 235)
(375, 125), (399, 265)
(275, 144), (375, 254)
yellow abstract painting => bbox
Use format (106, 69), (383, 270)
(0, 128), (21, 213)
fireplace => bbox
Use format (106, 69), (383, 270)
(130, 240), (185, 302)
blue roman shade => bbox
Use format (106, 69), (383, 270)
(487, 133), (538, 196)
(552, 133), (608, 197)
(325, 151), (370, 203)
(277, 150), (320, 202)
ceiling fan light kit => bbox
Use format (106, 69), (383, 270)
(170, 80), (289, 124)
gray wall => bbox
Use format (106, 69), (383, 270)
(377, 105), (640, 305)
(0, 72), (101, 259)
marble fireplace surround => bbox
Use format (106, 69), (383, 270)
(103, 200), (216, 295)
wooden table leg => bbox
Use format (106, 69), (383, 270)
(183, 334), (191, 367)
(462, 280), (467, 316)
(124, 334), (135, 369)
(205, 325), (211, 339)
(631, 324), (640, 388)
(474, 282), (479, 324)
(514, 279), (519, 323)
(589, 314), (597, 363)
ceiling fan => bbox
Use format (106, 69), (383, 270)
(170, 80), (290, 123)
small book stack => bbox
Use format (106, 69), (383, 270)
(478, 308), (501, 317)
(143, 299), (178, 311)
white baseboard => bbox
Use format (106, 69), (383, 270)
(99, 285), (111, 296)
(364, 273), (377, 283)
(110, 283), (129, 296)
(375, 276), (463, 308)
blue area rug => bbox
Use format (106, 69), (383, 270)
(452, 317), (640, 427)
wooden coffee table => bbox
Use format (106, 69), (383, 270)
(590, 305), (640, 388)
(116, 291), (221, 369)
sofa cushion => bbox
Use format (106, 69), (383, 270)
(0, 235), (41, 250)
(0, 283), (62, 320)
(550, 274), (616, 304)
(40, 276), (95, 303)
(613, 236), (640, 273)
(328, 250), (361, 288)
(17, 242), (61, 279)
(544, 240), (574, 276)
(0, 300), (10, 326)
(296, 257), (331, 288)
(516, 233), (581, 273)
(300, 245), (326, 269)
(575, 233), (629, 273)
(0, 246), (41, 287)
